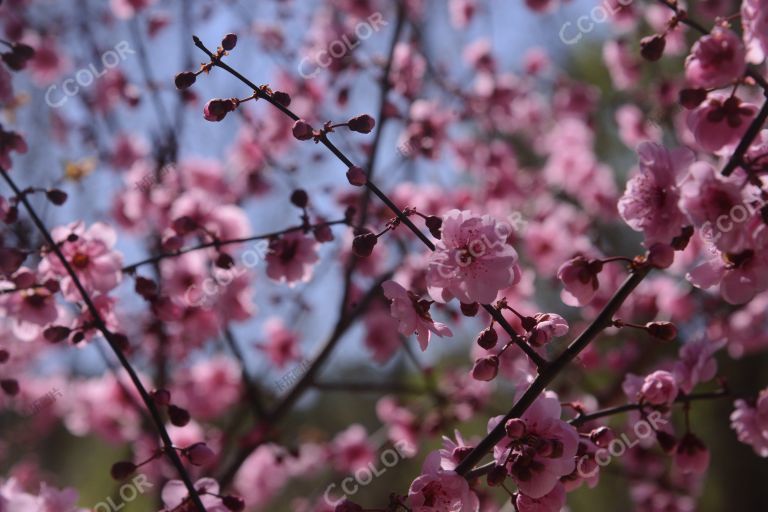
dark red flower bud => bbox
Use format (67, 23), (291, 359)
(645, 321), (678, 341)
(476, 327), (498, 349)
(43, 279), (60, 293)
(168, 404), (191, 426)
(345, 166), (366, 187)
(215, 253), (235, 269)
(172, 216), (197, 235)
(347, 114), (375, 134)
(45, 189), (68, 205)
(671, 225), (694, 251)
(174, 71), (197, 90)
(352, 232), (377, 257)
(471, 355), (499, 381)
(221, 33), (238, 51)
(272, 91), (291, 107)
(183, 442), (215, 466)
(290, 189), (309, 208)
(292, 119), (314, 140)
(460, 302), (479, 317)
(151, 388), (171, 406)
(135, 277), (158, 299)
(43, 325), (71, 343)
(222, 495), (245, 511)
(111, 333), (130, 352)
(640, 34), (666, 61)
(425, 216), (442, 239)
(110, 460), (137, 480)
(71, 331), (85, 344)
(203, 98), (237, 122)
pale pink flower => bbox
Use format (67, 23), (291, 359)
(685, 28), (746, 89)
(407, 451), (480, 512)
(259, 317), (301, 369)
(557, 256), (601, 307)
(686, 96), (758, 152)
(742, 0), (768, 63)
(265, 231), (319, 285)
(640, 370), (679, 406)
(619, 142), (694, 245)
(330, 424), (376, 473)
(448, 0), (476, 28)
(382, 280), (452, 351)
(0, 478), (88, 512)
(161, 478), (228, 512)
(39, 221), (123, 302)
(687, 248), (768, 305)
(673, 337), (726, 394)
(731, 388), (768, 457)
(234, 444), (292, 508)
(426, 210), (521, 304)
(490, 391), (579, 499)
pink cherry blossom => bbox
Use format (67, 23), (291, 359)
(38, 221), (123, 302)
(528, 313), (569, 347)
(686, 96), (758, 152)
(685, 28), (746, 89)
(673, 336), (726, 394)
(259, 317), (301, 369)
(640, 370), (679, 406)
(382, 280), (452, 351)
(618, 142), (694, 246)
(731, 388), (768, 457)
(426, 209), (521, 304)
(265, 231), (319, 285)
(490, 390), (579, 499)
(516, 483), (566, 512)
(741, 0), (768, 64)
(330, 424), (376, 473)
(407, 451), (480, 512)
(674, 433), (710, 474)
(161, 478), (228, 512)
(557, 256), (601, 307)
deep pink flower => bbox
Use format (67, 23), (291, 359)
(640, 370), (679, 406)
(382, 280), (452, 351)
(265, 232), (318, 285)
(330, 424), (376, 473)
(39, 221), (123, 302)
(674, 433), (710, 474)
(407, 451), (480, 512)
(557, 256), (601, 307)
(731, 388), (768, 457)
(742, 0), (768, 64)
(618, 142), (694, 246)
(685, 28), (746, 89)
(490, 391), (579, 499)
(516, 483), (566, 512)
(426, 209), (521, 304)
(687, 96), (757, 152)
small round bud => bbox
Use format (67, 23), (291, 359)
(645, 321), (678, 341)
(151, 388), (171, 406)
(272, 91), (291, 107)
(43, 325), (71, 343)
(352, 232), (377, 258)
(290, 189), (309, 208)
(72, 331), (85, 344)
(204, 98), (237, 122)
(43, 279), (60, 293)
(46, 189), (68, 205)
(110, 460), (137, 480)
(640, 34), (666, 61)
(174, 71), (197, 90)
(292, 119), (314, 140)
(183, 442), (216, 466)
(505, 418), (526, 439)
(345, 166), (367, 187)
(590, 426), (614, 448)
(476, 327), (498, 350)
(168, 404), (191, 427)
(215, 253), (235, 269)
(221, 33), (238, 51)
(471, 355), (499, 381)
(347, 114), (375, 134)
(222, 495), (246, 511)
(460, 302), (479, 317)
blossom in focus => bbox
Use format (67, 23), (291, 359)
(685, 28), (746, 89)
(618, 142), (694, 246)
(426, 209), (521, 304)
(382, 280), (452, 351)
(557, 256), (601, 307)
(407, 451), (480, 512)
(639, 370), (678, 406)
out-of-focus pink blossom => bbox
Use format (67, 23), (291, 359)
(407, 451), (480, 512)
(731, 388), (768, 457)
(640, 370), (679, 406)
(382, 280), (452, 351)
(265, 232), (318, 285)
(686, 96), (757, 152)
(685, 28), (746, 88)
(259, 317), (301, 369)
(742, 0), (768, 64)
